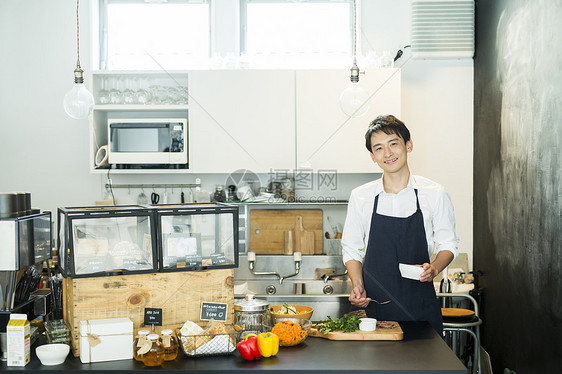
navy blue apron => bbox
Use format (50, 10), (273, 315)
(362, 189), (443, 334)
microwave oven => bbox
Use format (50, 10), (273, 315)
(108, 118), (188, 168)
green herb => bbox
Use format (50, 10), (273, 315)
(282, 303), (297, 314)
(318, 314), (360, 334)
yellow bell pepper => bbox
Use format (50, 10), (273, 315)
(257, 332), (279, 357)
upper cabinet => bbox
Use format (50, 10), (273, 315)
(187, 70), (295, 174)
(88, 69), (400, 174)
(295, 69), (401, 173)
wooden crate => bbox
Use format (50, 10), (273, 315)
(63, 269), (234, 357)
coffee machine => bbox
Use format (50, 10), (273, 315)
(0, 192), (52, 360)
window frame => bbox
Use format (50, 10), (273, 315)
(97, 0), (212, 70)
(239, 0), (355, 57)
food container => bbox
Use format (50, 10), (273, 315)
(57, 205), (157, 278)
(141, 334), (165, 367)
(271, 318), (311, 346)
(45, 320), (71, 345)
(270, 304), (314, 322)
(398, 263), (424, 280)
(234, 295), (272, 340)
(35, 344), (70, 366)
(79, 317), (133, 363)
(178, 322), (237, 357)
(359, 318), (377, 332)
(133, 330), (150, 361)
(160, 329), (179, 361)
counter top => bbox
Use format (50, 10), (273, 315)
(1, 322), (466, 373)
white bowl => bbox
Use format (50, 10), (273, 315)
(36, 343), (70, 366)
(399, 263), (424, 280)
(359, 318), (377, 332)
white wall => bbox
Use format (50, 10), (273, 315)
(0, 0), (473, 268)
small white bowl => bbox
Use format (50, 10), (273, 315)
(359, 318), (377, 332)
(36, 343), (70, 366)
(399, 263), (424, 280)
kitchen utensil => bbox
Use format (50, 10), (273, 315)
(359, 318), (377, 332)
(137, 191), (148, 204)
(250, 209), (323, 254)
(327, 216), (338, 237)
(399, 263), (424, 280)
(151, 192), (160, 204)
(271, 318), (311, 346)
(283, 230), (294, 254)
(292, 215), (315, 255)
(233, 295), (272, 341)
(369, 298), (391, 305)
(309, 321), (403, 341)
(270, 304), (313, 321)
(35, 343), (70, 365)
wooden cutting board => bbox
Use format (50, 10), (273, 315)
(250, 209), (323, 254)
(309, 322), (404, 341)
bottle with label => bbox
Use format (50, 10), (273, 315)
(141, 334), (165, 367)
(160, 329), (179, 361)
(7, 313), (30, 367)
(133, 330), (150, 361)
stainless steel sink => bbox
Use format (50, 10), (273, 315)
(235, 279), (353, 321)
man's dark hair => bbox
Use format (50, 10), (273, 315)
(365, 115), (411, 152)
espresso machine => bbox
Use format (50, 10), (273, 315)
(0, 192), (52, 360)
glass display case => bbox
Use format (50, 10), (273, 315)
(57, 206), (157, 278)
(155, 203), (238, 272)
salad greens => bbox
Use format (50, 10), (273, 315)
(318, 314), (360, 334)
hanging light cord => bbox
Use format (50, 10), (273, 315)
(353, 0), (357, 59)
(76, 0), (81, 65)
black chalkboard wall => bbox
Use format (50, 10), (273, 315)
(474, 0), (562, 372)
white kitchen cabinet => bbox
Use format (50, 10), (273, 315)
(187, 70), (296, 173)
(295, 69), (401, 173)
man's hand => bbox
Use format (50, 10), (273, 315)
(349, 285), (371, 308)
(419, 263), (438, 282)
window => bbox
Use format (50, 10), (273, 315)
(99, 0), (210, 70)
(241, 0), (353, 68)
(98, 0), (354, 70)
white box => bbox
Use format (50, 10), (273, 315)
(7, 314), (30, 366)
(79, 317), (133, 363)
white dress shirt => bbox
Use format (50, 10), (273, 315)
(342, 174), (459, 265)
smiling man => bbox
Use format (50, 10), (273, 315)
(341, 114), (459, 334)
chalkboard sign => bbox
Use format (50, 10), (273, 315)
(200, 302), (228, 322)
(144, 308), (163, 326)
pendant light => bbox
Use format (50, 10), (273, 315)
(339, 0), (370, 118)
(63, 0), (94, 120)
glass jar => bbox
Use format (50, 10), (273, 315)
(160, 329), (179, 361)
(141, 334), (165, 367)
(133, 330), (150, 361)
(234, 294), (272, 340)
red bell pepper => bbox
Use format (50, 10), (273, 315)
(237, 334), (261, 360)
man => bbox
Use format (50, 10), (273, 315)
(341, 115), (458, 334)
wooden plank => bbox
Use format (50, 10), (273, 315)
(309, 322), (404, 341)
(64, 269), (234, 357)
(249, 209), (323, 254)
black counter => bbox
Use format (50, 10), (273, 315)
(2, 322), (466, 373)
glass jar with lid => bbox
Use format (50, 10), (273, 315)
(141, 333), (165, 367)
(160, 329), (179, 361)
(133, 330), (150, 361)
(234, 294), (272, 341)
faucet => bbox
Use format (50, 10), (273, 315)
(322, 269), (348, 284)
(247, 251), (302, 285)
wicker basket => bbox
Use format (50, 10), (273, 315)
(178, 325), (237, 357)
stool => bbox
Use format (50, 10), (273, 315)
(437, 292), (482, 374)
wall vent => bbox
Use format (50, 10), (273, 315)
(411, 0), (474, 59)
